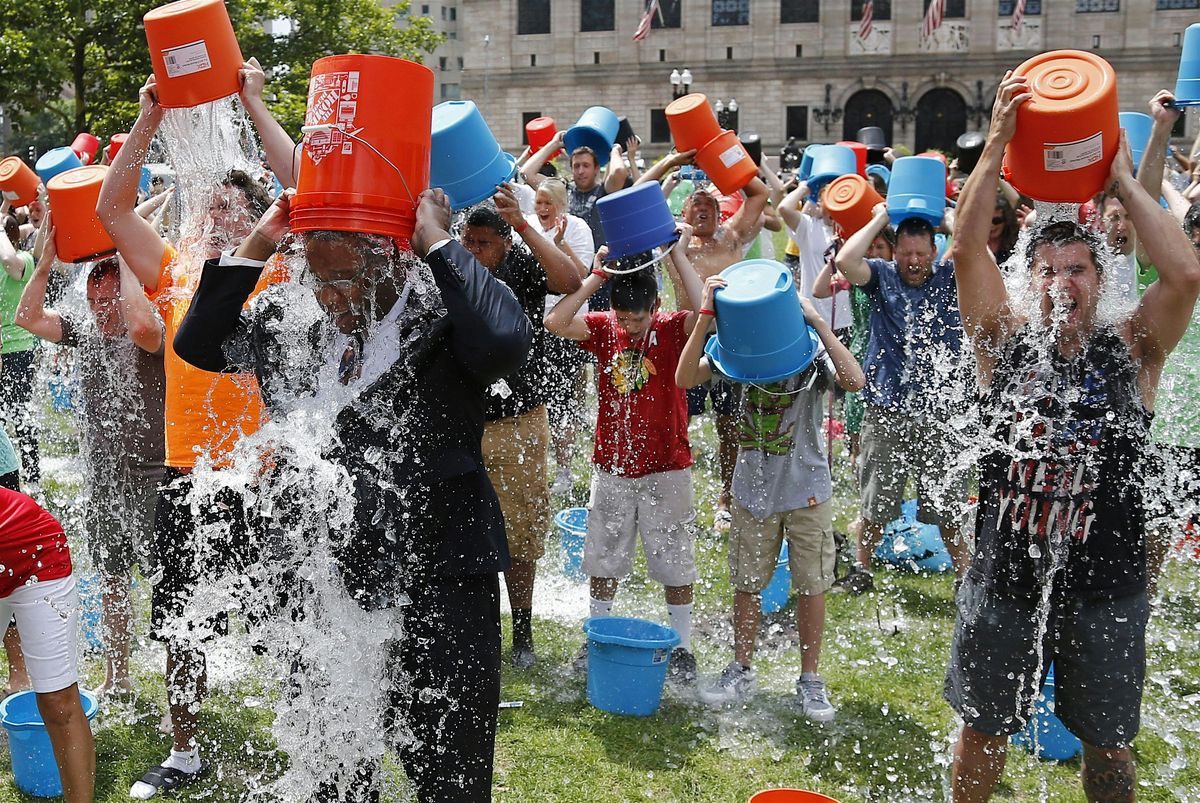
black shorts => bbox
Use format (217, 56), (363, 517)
(150, 468), (260, 643)
(944, 574), (1148, 748)
(687, 378), (741, 419)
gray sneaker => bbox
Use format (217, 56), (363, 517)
(699, 661), (756, 706)
(797, 674), (836, 722)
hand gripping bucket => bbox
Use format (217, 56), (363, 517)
(525, 116), (560, 157)
(1, 689), (100, 797)
(1010, 664), (1083, 761)
(584, 617), (679, 716)
(1119, 112), (1153, 173)
(666, 94), (723, 154)
(430, 100), (516, 211)
(759, 541), (791, 614)
(144, 0), (244, 108)
(806, 144), (857, 193)
(70, 133), (100, 166)
(835, 141), (868, 176)
(0, 157), (42, 206)
(695, 130), (758, 196)
(824, 174), (884, 239)
(1002, 50), (1119, 203)
(553, 507), (588, 582)
(564, 106), (620, 167)
(35, 147), (82, 185)
(293, 55), (432, 240)
(706, 260), (821, 384)
(1174, 23), (1200, 107)
(887, 156), (947, 227)
(749, 791), (841, 803)
(46, 166), (118, 264)
(597, 183), (679, 260)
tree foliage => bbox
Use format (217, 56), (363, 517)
(0, 0), (441, 156)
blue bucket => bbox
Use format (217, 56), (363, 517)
(34, 147), (82, 185)
(707, 260), (820, 384)
(887, 156), (947, 227)
(584, 617), (679, 716)
(760, 542), (791, 614)
(1, 689), (99, 797)
(430, 100), (517, 211)
(47, 378), (73, 413)
(797, 144), (825, 182)
(1011, 664), (1083, 761)
(875, 499), (952, 573)
(1174, 23), (1200, 107)
(1118, 112), (1153, 171)
(597, 183), (679, 260)
(76, 574), (103, 651)
(564, 106), (619, 167)
(554, 507), (588, 582)
(866, 163), (891, 190)
(807, 144), (857, 193)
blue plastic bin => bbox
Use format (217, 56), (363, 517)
(554, 507), (588, 582)
(760, 542), (791, 614)
(584, 617), (679, 716)
(1, 689), (99, 797)
(874, 499), (953, 573)
(1011, 664), (1083, 761)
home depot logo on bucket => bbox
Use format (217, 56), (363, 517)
(305, 71), (362, 166)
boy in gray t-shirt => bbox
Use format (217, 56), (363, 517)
(676, 277), (864, 720)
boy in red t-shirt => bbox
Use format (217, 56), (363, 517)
(0, 487), (94, 803)
(545, 241), (704, 682)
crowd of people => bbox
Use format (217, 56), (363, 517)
(0, 50), (1197, 803)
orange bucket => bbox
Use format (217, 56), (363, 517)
(46, 166), (116, 263)
(695, 130), (758, 195)
(1002, 50), (1119, 203)
(824, 173), (884, 238)
(71, 133), (100, 165)
(666, 94), (723, 153)
(144, 0), (244, 108)
(526, 116), (561, 157)
(0, 157), (42, 207)
(748, 791), (840, 803)
(292, 55), (433, 242)
(108, 133), (129, 162)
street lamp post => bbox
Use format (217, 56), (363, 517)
(669, 68), (693, 100)
(714, 98), (739, 132)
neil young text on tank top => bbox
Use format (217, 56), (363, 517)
(976, 328), (1151, 595)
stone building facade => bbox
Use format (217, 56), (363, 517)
(388, 0), (466, 101)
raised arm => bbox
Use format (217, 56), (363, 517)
(493, 183), (580, 295)
(545, 248), (607, 341)
(801, 295), (864, 392)
(952, 71), (1030, 347)
(603, 145), (628, 194)
(240, 58), (300, 188)
(665, 224), (704, 333)
(0, 213), (27, 280)
(520, 131), (564, 190)
(634, 150), (696, 187)
(118, 256), (165, 354)
(835, 203), (888, 287)
(777, 180), (810, 234)
(674, 276), (721, 389)
(1137, 90), (1179, 214)
(726, 177), (770, 245)
(14, 220), (62, 343)
(97, 74), (169, 290)
(623, 136), (642, 184)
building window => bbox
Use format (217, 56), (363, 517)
(851, 0), (890, 21)
(594, 51), (601, 64)
(457, 57), (464, 69)
(440, 83), (460, 100)
(518, 0), (551, 34)
(659, 48), (667, 61)
(786, 105), (809, 141)
(530, 53), (538, 66)
(923, 0), (965, 16)
(712, 0), (749, 26)
(448, 30), (457, 38)
(650, 109), (671, 143)
(521, 112), (542, 145)
(780, 0), (819, 23)
(449, 6), (457, 20)
(581, 0), (615, 31)
(438, 56), (448, 71)
(1157, 0), (1198, 7)
(726, 46), (734, 59)
(441, 6), (447, 19)
(421, 4), (429, 14)
(1076, 0), (1118, 10)
(999, 0), (1041, 14)
(795, 44), (803, 57)
(653, 0), (682, 29)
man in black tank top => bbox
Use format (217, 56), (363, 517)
(945, 73), (1200, 803)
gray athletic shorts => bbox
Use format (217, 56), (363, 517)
(944, 573), (1148, 748)
(85, 459), (161, 577)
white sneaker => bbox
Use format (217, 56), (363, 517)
(550, 466), (572, 495)
(797, 673), (835, 722)
(699, 661), (756, 706)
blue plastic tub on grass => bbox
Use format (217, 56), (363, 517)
(760, 542), (791, 614)
(874, 498), (953, 573)
(554, 507), (588, 582)
(1011, 664), (1083, 761)
(1, 689), (99, 797)
(585, 617), (679, 716)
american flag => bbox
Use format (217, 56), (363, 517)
(1011, 0), (1027, 34)
(632, 0), (660, 42)
(858, 0), (874, 39)
(921, 0), (945, 40)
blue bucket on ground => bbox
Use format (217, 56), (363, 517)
(807, 145), (857, 193)
(584, 617), (679, 716)
(34, 147), (82, 185)
(77, 574), (103, 651)
(554, 507), (588, 582)
(47, 377), (73, 413)
(1174, 23), (1200, 107)
(597, 183), (679, 260)
(1011, 664), (1083, 761)
(1, 689), (99, 797)
(564, 106), (619, 167)
(430, 100), (517, 211)
(760, 542), (791, 614)
(707, 260), (820, 384)
(887, 156), (947, 227)
(1119, 112), (1154, 171)
(875, 499), (952, 573)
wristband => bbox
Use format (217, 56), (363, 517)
(590, 268), (609, 282)
(514, 220), (529, 235)
(698, 308), (716, 317)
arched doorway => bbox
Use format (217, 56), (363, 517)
(842, 90), (894, 147)
(915, 88), (966, 154)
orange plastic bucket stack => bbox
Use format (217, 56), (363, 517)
(667, 94), (757, 195)
(666, 94), (722, 153)
(144, 0), (244, 108)
(1003, 50), (1119, 203)
(824, 173), (884, 238)
(292, 55), (433, 243)
(0, 158), (42, 207)
(46, 166), (116, 263)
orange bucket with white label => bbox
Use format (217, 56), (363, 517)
(696, 131), (757, 195)
(46, 166), (117, 263)
(144, 0), (244, 108)
(666, 94), (723, 153)
(1002, 50), (1119, 203)
(824, 173), (884, 238)
(0, 158), (41, 207)
(292, 55), (433, 242)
